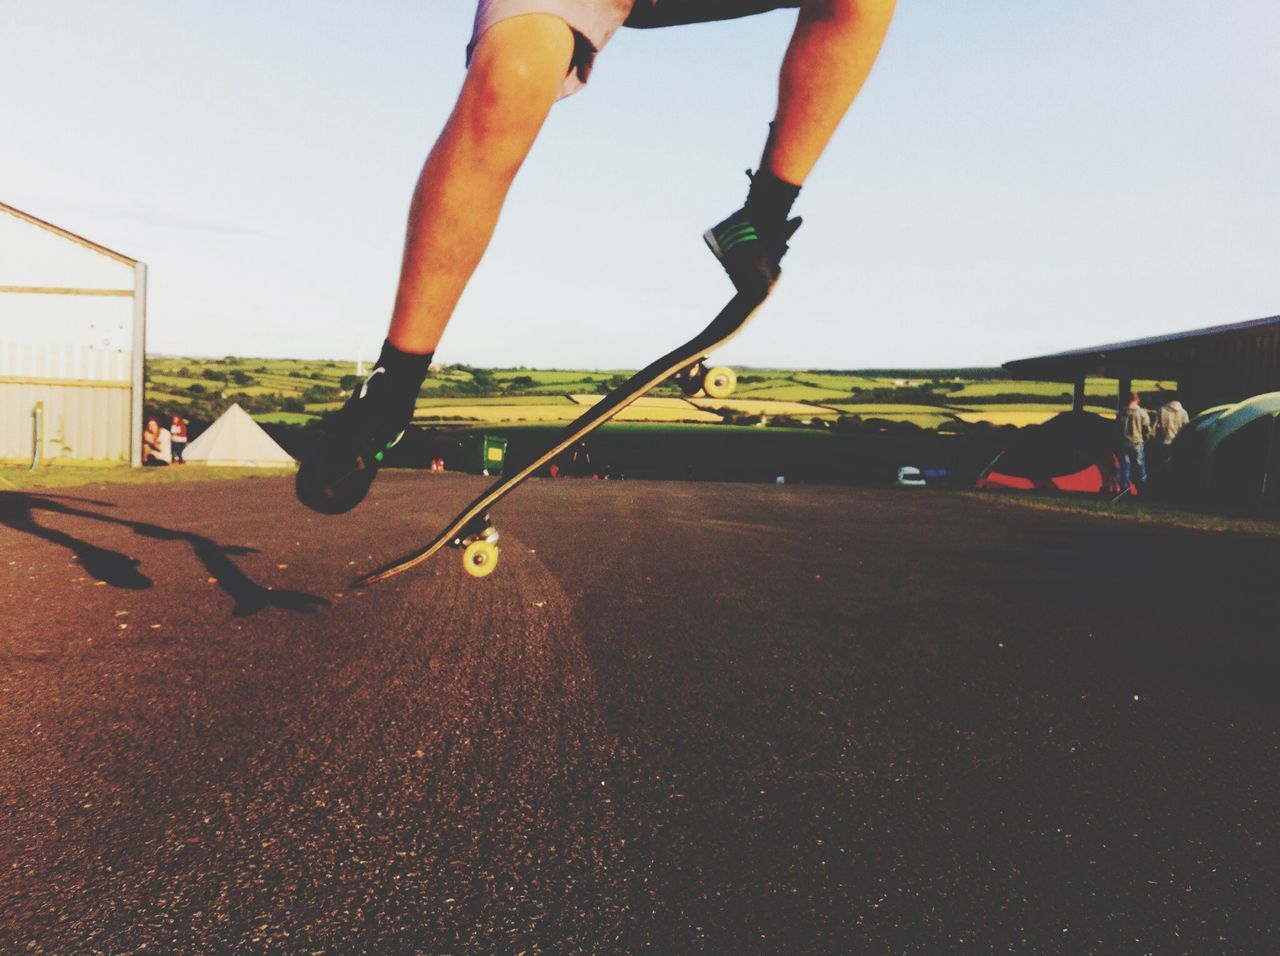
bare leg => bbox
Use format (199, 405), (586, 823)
(767, 0), (896, 185)
(298, 16), (573, 514)
(386, 15), (575, 354)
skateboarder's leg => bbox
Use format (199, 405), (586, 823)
(387, 15), (576, 355)
(706, 0), (895, 291)
(297, 15), (578, 514)
(769, 0), (896, 185)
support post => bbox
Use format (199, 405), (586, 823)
(1072, 377), (1086, 413)
(1117, 376), (1132, 417)
(1260, 416), (1277, 512)
(130, 263), (148, 467)
(30, 402), (44, 470)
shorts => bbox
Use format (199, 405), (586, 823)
(469, 0), (801, 98)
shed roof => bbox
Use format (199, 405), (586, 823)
(1004, 314), (1280, 381)
(0, 200), (137, 265)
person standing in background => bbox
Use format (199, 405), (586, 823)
(1117, 392), (1152, 495)
(1157, 396), (1189, 445)
(170, 414), (189, 464)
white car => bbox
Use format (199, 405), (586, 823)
(896, 466), (927, 487)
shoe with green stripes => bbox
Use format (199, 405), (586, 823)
(296, 366), (415, 515)
(704, 209), (801, 293)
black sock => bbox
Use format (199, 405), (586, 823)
(745, 167), (802, 226)
(373, 339), (433, 406)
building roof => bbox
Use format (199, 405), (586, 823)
(0, 200), (137, 265)
(1004, 314), (1280, 381)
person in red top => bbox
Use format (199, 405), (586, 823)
(170, 414), (189, 464)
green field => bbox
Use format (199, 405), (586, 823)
(144, 356), (1167, 437)
(254, 412), (316, 425)
(827, 403), (953, 415)
(784, 372), (889, 391)
(948, 378), (1165, 400)
(417, 395), (577, 407)
(735, 382), (860, 402)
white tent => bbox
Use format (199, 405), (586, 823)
(183, 404), (295, 468)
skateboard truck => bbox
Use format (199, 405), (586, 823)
(448, 513), (501, 579)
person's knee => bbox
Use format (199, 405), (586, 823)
(465, 15), (575, 130)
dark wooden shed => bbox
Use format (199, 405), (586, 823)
(1003, 314), (1280, 414)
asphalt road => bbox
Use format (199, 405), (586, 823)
(2, 473), (1278, 953)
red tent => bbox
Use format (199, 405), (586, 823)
(976, 411), (1131, 495)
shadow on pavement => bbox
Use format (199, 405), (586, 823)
(0, 492), (329, 617)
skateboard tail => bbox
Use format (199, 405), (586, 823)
(352, 286), (773, 586)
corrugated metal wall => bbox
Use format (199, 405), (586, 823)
(1, 203), (143, 464)
(1, 291), (135, 380)
(0, 381), (132, 462)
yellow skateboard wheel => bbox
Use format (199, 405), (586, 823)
(703, 366), (737, 399)
(462, 539), (500, 578)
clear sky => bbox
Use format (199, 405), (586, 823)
(3, 1), (1277, 369)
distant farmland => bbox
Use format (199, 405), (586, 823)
(145, 356), (1170, 433)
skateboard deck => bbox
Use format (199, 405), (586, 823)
(353, 285), (772, 585)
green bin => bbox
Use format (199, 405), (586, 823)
(481, 434), (508, 475)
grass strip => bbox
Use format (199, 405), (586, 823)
(964, 490), (1280, 538)
(0, 465), (294, 492)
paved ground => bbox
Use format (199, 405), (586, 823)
(1, 472), (1277, 953)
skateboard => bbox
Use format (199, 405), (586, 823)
(353, 284), (773, 585)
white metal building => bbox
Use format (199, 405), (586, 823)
(0, 201), (147, 465)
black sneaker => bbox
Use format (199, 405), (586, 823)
(295, 366), (417, 515)
(704, 209), (801, 294)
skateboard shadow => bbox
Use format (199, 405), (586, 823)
(0, 492), (329, 617)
